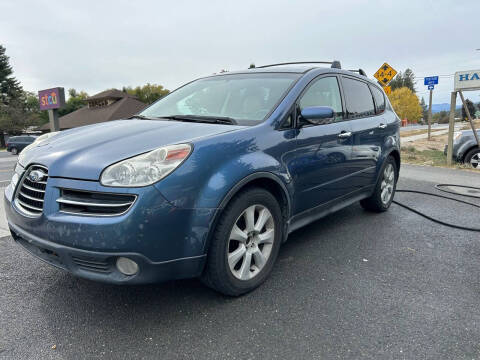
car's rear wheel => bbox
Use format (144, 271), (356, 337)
(464, 147), (480, 169)
(201, 187), (282, 296)
(360, 156), (398, 212)
(11, 147), (18, 155)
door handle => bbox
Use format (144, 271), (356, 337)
(338, 131), (352, 138)
(378, 123), (387, 129)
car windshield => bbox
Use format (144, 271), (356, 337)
(140, 73), (300, 126)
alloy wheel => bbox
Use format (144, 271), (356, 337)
(227, 204), (275, 281)
(470, 152), (480, 169)
(380, 163), (395, 204)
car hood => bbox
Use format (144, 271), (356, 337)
(20, 119), (246, 180)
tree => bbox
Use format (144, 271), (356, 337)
(387, 87), (422, 123)
(389, 68), (416, 93)
(0, 44), (24, 146)
(123, 83), (169, 104)
(432, 110), (449, 124)
(420, 97), (427, 122)
(57, 88), (89, 117)
(461, 98), (476, 121)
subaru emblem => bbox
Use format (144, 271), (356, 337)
(28, 169), (46, 183)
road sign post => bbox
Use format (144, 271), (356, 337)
(424, 77), (439, 140)
(447, 92), (457, 166)
(427, 88), (433, 140)
(38, 87), (65, 132)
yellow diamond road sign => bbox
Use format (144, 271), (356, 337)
(374, 63), (397, 86)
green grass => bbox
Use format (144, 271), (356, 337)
(401, 147), (447, 167)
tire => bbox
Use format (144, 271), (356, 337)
(11, 147), (18, 155)
(360, 156), (398, 212)
(464, 147), (480, 169)
(201, 187), (283, 296)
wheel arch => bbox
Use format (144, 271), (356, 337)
(204, 172), (292, 253)
(387, 149), (401, 176)
(462, 144), (480, 162)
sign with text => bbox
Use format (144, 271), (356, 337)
(38, 87), (65, 111)
(454, 70), (480, 91)
(374, 63), (397, 86)
(424, 76), (438, 86)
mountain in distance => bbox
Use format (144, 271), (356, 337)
(431, 103), (462, 113)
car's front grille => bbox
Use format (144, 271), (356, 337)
(72, 256), (112, 273)
(14, 164), (48, 217)
(57, 189), (136, 216)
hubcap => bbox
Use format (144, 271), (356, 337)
(380, 163), (395, 205)
(470, 152), (480, 169)
(227, 204), (275, 281)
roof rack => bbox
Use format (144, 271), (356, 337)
(255, 60), (342, 69)
(349, 69), (367, 77)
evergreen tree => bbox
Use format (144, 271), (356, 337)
(389, 68), (416, 93)
(461, 98), (476, 121)
(420, 97), (428, 121)
(0, 44), (25, 146)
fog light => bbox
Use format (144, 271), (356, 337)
(116, 257), (139, 275)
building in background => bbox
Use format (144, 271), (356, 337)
(39, 89), (147, 132)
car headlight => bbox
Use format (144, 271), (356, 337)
(454, 131), (462, 141)
(100, 144), (192, 187)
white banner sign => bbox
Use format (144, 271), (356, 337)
(454, 70), (480, 91)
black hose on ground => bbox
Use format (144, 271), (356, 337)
(393, 185), (480, 232)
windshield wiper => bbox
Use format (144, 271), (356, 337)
(128, 114), (156, 120)
(162, 115), (237, 125)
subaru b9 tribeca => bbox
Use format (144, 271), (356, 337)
(5, 61), (400, 296)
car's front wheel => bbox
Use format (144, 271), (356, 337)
(11, 147), (18, 155)
(202, 187), (283, 296)
(464, 147), (480, 169)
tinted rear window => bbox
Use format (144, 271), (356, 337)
(370, 85), (386, 114)
(342, 77), (375, 119)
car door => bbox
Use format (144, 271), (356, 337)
(291, 75), (354, 215)
(341, 77), (383, 190)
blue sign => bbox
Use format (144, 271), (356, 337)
(428, 85), (434, 90)
(424, 76), (439, 86)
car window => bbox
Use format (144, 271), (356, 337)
(370, 85), (386, 114)
(299, 76), (343, 123)
(342, 77), (375, 119)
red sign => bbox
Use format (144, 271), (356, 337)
(38, 87), (65, 110)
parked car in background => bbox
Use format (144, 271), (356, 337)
(5, 61), (401, 296)
(6, 136), (37, 155)
(445, 130), (480, 169)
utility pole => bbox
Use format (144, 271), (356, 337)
(427, 88), (433, 140)
(446, 91), (457, 166)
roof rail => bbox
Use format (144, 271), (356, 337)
(255, 60), (342, 69)
(349, 69), (367, 77)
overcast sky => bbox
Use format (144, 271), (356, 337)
(1, 0), (480, 104)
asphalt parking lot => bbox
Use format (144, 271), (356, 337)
(0, 157), (479, 360)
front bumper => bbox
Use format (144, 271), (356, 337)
(9, 221), (205, 284)
(4, 175), (215, 284)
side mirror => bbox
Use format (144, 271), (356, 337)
(300, 106), (335, 126)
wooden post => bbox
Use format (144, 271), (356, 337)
(48, 109), (59, 132)
(427, 88), (433, 140)
(458, 91), (480, 147)
(446, 91), (457, 166)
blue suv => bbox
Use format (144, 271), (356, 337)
(5, 61), (400, 295)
